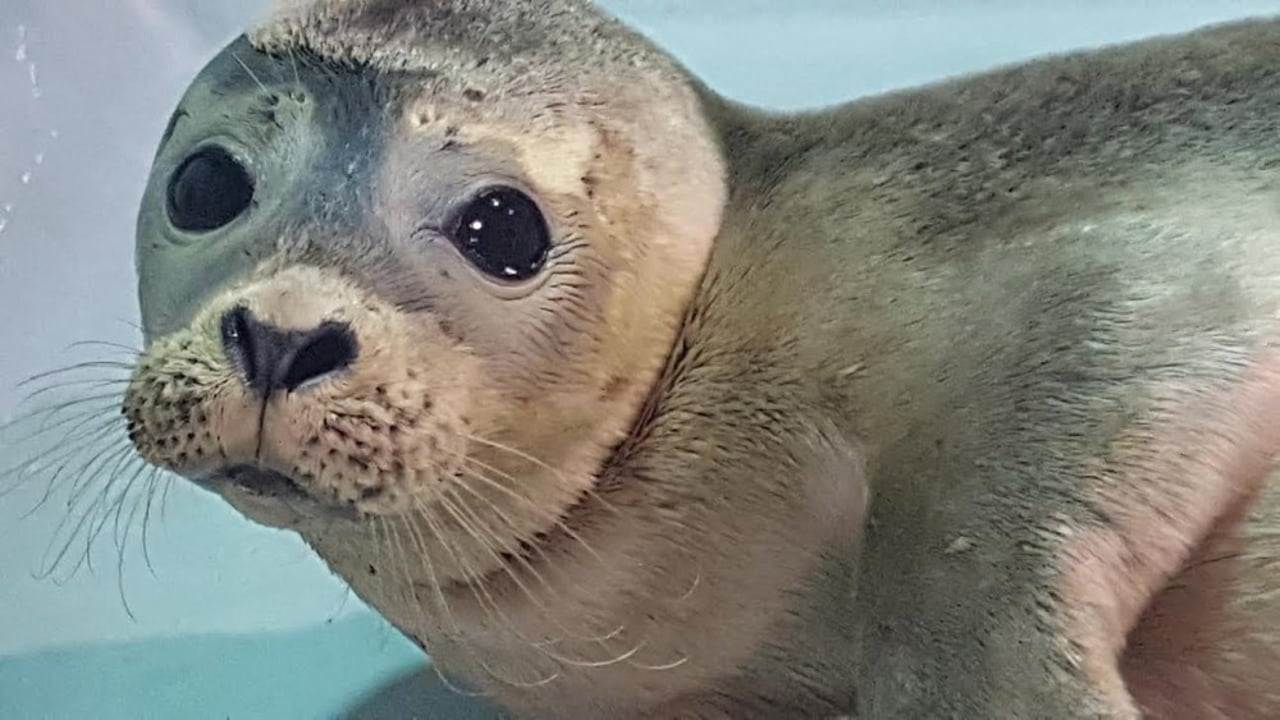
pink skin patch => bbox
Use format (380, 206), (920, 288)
(1060, 348), (1280, 716)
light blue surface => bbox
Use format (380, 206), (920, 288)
(0, 614), (428, 720)
(4, 1), (1280, 718)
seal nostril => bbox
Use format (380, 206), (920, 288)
(218, 307), (355, 395)
(220, 306), (261, 388)
(280, 322), (358, 391)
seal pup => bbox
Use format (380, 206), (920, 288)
(119, 0), (1280, 717)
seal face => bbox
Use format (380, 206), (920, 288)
(118, 2), (1280, 718)
(128, 17), (728, 535)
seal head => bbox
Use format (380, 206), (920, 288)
(129, 0), (726, 529)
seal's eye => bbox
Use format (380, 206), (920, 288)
(166, 146), (254, 233)
(449, 187), (550, 282)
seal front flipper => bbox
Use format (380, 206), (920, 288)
(848, 488), (1145, 719)
(848, 351), (1280, 719)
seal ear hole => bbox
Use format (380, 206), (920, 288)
(447, 186), (551, 282)
(166, 145), (255, 233)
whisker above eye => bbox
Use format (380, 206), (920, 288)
(230, 50), (268, 94)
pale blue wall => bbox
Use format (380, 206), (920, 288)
(3, 1), (1279, 718)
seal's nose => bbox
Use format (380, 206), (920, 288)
(219, 306), (358, 395)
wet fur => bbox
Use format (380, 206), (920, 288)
(120, 2), (1280, 718)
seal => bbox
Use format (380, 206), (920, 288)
(120, 1), (1280, 717)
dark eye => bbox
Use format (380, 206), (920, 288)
(166, 146), (254, 232)
(449, 187), (551, 281)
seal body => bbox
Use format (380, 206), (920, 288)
(121, 2), (1280, 717)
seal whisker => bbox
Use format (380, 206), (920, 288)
(388, 517), (465, 639)
(9, 426), (143, 602)
(90, 447), (143, 546)
(414, 495), (547, 644)
(34, 400), (122, 443)
(460, 432), (624, 519)
(65, 339), (142, 357)
(71, 458), (141, 582)
(540, 638), (648, 670)
(325, 586), (353, 625)
(408, 499), (565, 690)
(1, 413), (111, 500)
(426, 492), (537, 604)
(626, 654), (691, 672)
(402, 500), (494, 629)
(113, 459), (154, 556)
(138, 467), (166, 577)
(41, 444), (140, 579)
(440, 482), (658, 671)
(441, 465), (675, 672)
(454, 461), (615, 581)
(19, 386), (124, 412)
(20, 377), (130, 408)
(109, 463), (155, 621)
(477, 658), (560, 690)
(64, 426), (133, 506)
(5, 415), (123, 511)
(380, 517), (492, 699)
(1, 392), (122, 438)
(385, 517), (453, 633)
(431, 488), (629, 663)
(8, 411), (121, 469)
(46, 438), (134, 536)
(441, 479), (602, 637)
(443, 472), (630, 646)
(450, 452), (612, 569)
(112, 318), (144, 336)
(15, 361), (136, 389)
(410, 494), (561, 659)
(230, 51), (268, 94)
(32, 446), (134, 581)
(287, 46), (301, 86)
(159, 469), (175, 523)
(115, 538), (138, 621)
(449, 456), (702, 668)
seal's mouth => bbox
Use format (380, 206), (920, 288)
(194, 463), (316, 506)
(198, 464), (363, 524)
(219, 464), (311, 501)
